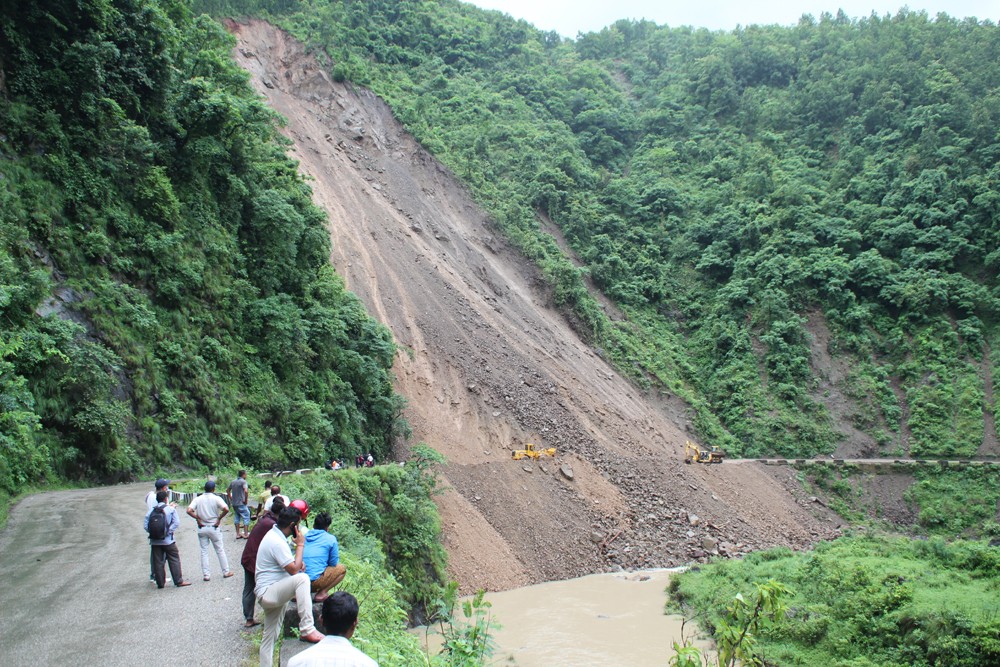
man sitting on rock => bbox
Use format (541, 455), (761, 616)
(288, 591), (378, 667)
(255, 507), (324, 667)
(240, 496), (286, 628)
(303, 512), (347, 602)
(264, 484), (290, 513)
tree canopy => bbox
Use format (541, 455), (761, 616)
(0, 0), (403, 493)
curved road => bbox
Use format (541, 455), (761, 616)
(0, 483), (253, 666)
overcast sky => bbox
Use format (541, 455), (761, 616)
(468, 0), (999, 36)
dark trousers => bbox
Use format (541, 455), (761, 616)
(151, 543), (183, 588)
(243, 569), (257, 621)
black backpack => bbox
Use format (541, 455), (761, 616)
(147, 505), (168, 540)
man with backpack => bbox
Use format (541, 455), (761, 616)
(145, 478), (173, 581)
(144, 489), (192, 588)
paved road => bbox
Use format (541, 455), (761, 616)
(0, 483), (254, 666)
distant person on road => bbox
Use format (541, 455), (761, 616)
(365, 452), (374, 467)
(255, 507), (324, 667)
(255, 480), (273, 519)
(263, 484), (289, 513)
(227, 469), (251, 539)
(288, 592), (378, 667)
(187, 480), (234, 581)
(303, 511), (346, 602)
(144, 489), (192, 589)
(240, 496), (286, 628)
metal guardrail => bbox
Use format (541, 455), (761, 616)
(753, 458), (1000, 469)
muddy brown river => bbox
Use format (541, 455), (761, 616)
(418, 569), (712, 666)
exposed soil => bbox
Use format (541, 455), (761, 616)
(227, 20), (843, 593)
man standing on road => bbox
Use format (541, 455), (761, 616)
(145, 478), (174, 581)
(240, 496), (285, 628)
(303, 512), (347, 602)
(227, 469), (251, 539)
(288, 592), (378, 667)
(186, 480), (234, 582)
(256, 507), (324, 667)
(144, 489), (192, 589)
(145, 478), (172, 511)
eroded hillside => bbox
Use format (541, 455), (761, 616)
(228, 19), (841, 591)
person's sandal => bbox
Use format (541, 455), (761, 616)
(244, 619), (261, 628)
(299, 630), (324, 643)
(204, 576), (211, 581)
(223, 571), (235, 578)
(176, 581), (193, 587)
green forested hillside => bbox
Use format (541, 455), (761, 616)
(669, 535), (1000, 666)
(206, 0), (1000, 460)
(0, 0), (403, 496)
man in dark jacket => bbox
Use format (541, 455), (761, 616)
(240, 496), (285, 627)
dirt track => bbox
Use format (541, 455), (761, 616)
(227, 20), (843, 593)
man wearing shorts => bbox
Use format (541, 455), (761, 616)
(227, 469), (251, 539)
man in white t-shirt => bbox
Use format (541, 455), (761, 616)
(263, 484), (290, 513)
(288, 591), (378, 667)
(145, 478), (174, 511)
(186, 480), (234, 581)
(255, 507), (323, 667)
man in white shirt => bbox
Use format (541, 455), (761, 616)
(186, 480), (234, 581)
(256, 507), (324, 667)
(263, 483), (290, 512)
(145, 478), (171, 511)
(289, 591), (378, 667)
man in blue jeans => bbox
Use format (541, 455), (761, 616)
(227, 469), (251, 539)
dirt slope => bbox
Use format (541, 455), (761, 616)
(227, 20), (841, 593)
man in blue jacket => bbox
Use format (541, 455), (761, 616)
(144, 489), (192, 588)
(303, 512), (346, 602)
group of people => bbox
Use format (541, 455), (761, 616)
(143, 473), (376, 666)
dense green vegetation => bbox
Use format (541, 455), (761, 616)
(802, 463), (1000, 536)
(197, 0), (1000, 460)
(669, 535), (1000, 666)
(260, 451), (449, 620)
(0, 0), (405, 500)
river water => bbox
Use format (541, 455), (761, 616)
(418, 569), (712, 666)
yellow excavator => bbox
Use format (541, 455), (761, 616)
(685, 440), (724, 464)
(511, 443), (557, 460)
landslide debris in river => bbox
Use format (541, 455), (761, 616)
(228, 19), (842, 592)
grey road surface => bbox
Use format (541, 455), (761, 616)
(0, 483), (255, 666)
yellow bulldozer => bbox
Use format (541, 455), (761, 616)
(511, 443), (556, 461)
(684, 440), (724, 464)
